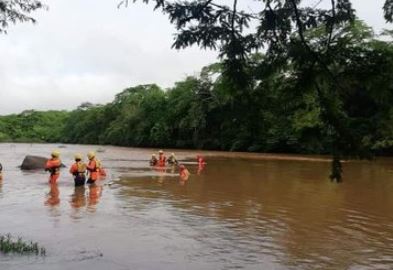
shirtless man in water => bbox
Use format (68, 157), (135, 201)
(179, 164), (190, 181)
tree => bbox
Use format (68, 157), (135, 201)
(129, 0), (393, 181)
(385, 0), (393, 22)
(0, 0), (44, 33)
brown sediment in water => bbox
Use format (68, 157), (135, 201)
(0, 143), (393, 270)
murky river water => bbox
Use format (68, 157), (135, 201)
(1, 143), (393, 269)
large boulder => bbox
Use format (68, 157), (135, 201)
(20, 155), (66, 170)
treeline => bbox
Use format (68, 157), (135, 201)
(0, 110), (68, 143)
(1, 22), (393, 156)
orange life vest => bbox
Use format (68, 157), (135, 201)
(158, 155), (166, 167)
(46, 158), (61, 175)
(87, 159), (99, 181)
(70, 161), (87, 176)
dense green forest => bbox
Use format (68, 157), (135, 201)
(0, 110), (68, 143)
(1, 21), (393, 158)
(2, 0), (393, 180)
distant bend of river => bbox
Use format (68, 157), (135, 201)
(0, 143), (393, 270)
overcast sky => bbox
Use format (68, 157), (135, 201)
(0, 0), (390, 115)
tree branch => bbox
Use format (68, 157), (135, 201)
(231, 0), (238, 36)
(326, 0), (336, 52)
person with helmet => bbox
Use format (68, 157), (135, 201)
(197, 155), (206, 165)
(86, 151), (100, 184)
(158, 150), (166, 167)
(45, 150), (62, 184)
(69, 153), (87, 186)
(196, 155), (206, 175)
(167, 153), (178, 165)
(149, 154), (158, 166)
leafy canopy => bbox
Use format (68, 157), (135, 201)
(0, 0), (44, 33)
(127, 0), (393, 181)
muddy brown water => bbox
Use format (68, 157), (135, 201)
(0, 143), (393, 270)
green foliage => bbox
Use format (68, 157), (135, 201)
(130, 0), (392, 181)
(1, 20), (393, 166)
(0, 233), (46, 256)
(1, 16), (393, 181)
(384, 0), (393, 22)
(0, 110), (69, 142)
(54, 22), (393, 160)
(0, 0), (44, 33)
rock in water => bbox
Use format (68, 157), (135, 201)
(20, 155), (66, 170)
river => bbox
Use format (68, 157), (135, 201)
(0, 143), (393, 270)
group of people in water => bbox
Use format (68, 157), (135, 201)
(149, 150), (206, 180)
(46, 149), (205, 184)
(45, 150), (106, 186)
(0, 149), (206, 185)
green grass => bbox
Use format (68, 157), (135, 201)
(0, 234), (46, 256)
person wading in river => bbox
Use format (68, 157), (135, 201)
(0, 162), (3, 180)
(167, 153), (178, 165)
(150, 154), (158, 166)
(179, 164), (190, 181)
(45, 150), (61, 184)
(69, 153), (87, 187)
(86, 151), (101, 184)
(158, 150), (166, 167)
(197, 155), (206, 166)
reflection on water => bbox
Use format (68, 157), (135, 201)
(44, 183), (62, 221)
(87, 184), (102, 212)
(45, 183), (60, 207)
(68, 184), (104, 219)
(70, 186), (86, 209)
(197, 163), (206, 175)
(1, 143), (393, 270)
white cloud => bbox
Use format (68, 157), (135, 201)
(0, 0), (390, 114)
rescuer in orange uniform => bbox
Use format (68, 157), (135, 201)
(197, 155), (206, 165)
(69, 153), (87, 186)
(158, 150), (166, 167)
(45, 150), (61, 184)
(86, 151), (100, 184)
(150, 154), (158, 166)
(196, 155), (207, 175)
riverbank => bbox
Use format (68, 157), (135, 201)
(0, 141), (372, 164)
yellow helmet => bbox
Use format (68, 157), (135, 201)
(87, 151), (96, 160)
(74, 153), (82, 160)
(51, 150), (60, 158)
(158, 150), (164, 154)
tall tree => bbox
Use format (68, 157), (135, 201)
(128, 0), (392, 181)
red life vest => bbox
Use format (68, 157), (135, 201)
(158, 155), (166, 167)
